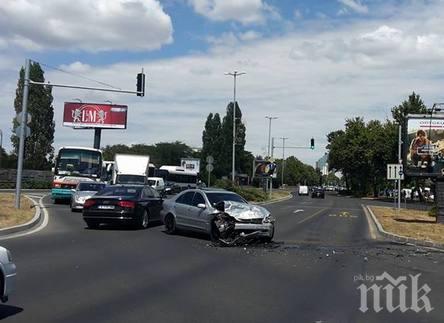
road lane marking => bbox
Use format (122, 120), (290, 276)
(297, 208), (326, 224)
(293, 209), (304, 213)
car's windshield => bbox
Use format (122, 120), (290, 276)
(97, 186), (142, 197)
(206, 192), (247, 205)
(147, 179), (156, 186)
(78, 183), (106, 192)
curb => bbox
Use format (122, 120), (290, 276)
(255, 193), (293, 206)
(0, 195), (42, 237)
(364, 205), (444, 251)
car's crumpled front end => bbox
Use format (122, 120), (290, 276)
(212, 201), (275, 245)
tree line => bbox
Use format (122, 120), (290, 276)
(327, 92), (427, 196)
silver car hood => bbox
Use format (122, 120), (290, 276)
(223, 201), (270, 220)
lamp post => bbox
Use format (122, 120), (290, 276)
(280, 137), (288, 187)
(225, 71), (246, 183)
(265, 116), (278, 158)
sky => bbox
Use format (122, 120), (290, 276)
(1, 0), (444, 167)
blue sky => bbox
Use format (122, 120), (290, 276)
(1, 0), (444, 166)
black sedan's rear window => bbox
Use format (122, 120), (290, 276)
(97, 186), (142, 197)
(78, 182), (106, 192)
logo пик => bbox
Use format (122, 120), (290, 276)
(356, 272), (433, 313)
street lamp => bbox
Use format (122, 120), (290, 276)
(280, 137), (288, 186)
(265, 116), (278, 158)
(225, 71), (246, 183)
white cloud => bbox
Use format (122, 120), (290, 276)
(338, 0), (368, 14)
(0, 0), (173, 52)
(188, 0), (279, 25)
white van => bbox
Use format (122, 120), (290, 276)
(147, 177), (165, 194)
(298, 185), (309, 196)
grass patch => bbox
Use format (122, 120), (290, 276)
(369, 206), (444, 244)
(0, 193), (35, 229)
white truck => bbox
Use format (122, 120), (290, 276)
(112, 154), (151, 185)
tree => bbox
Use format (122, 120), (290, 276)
(102, 142), (193, 167)
(220, 102), (247, 177)
(12, 62), (55, 170)
(391, 92), (427, 125)
(201, 113), (223, 177)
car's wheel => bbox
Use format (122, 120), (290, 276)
(164, 214), (176, 234)
(85, 220), (100, 229)
(139, 210), (149, 229)
(0, 275), (4, 303)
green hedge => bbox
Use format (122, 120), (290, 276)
(214, 179), (268, 202)
(0, 180), (52, 189)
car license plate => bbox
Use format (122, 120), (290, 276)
(98, 205), (115, 210)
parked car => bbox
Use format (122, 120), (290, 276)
(311, 187), (325, 198)
(161, 188), (275, 244)
(298, 185), (309, 196)
(82, 185), (163, 229)
(70, 181), (106, 212)
(0, 246), (16, 303)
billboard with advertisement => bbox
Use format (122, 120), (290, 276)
(63, 102), (128, 129)
(405, 115), (444, 177)
(180, 158), (200, 172)
(254, 160), (277, 177)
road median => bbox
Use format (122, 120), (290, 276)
(365, 205), (444, 249)
(0, 193), (42, 237)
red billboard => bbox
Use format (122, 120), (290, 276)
(63, 102), (128, 129)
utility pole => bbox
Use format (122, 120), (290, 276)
(15, 58), (30, 208)
(280, 137), (288, 187)
(225, 71), (246, 183)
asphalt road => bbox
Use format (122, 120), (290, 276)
(1, 192), (443, 323)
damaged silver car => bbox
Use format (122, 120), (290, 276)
(161, 188), (275, 245)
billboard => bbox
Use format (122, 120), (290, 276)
(181, 158), (200, 172)
(254, 160), (277, 177)
(63, 102), (128, 129)
(405, 115), (444, 177)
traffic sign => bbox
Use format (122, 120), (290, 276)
(206, 156), (214, 164)
(14, 125), (31, 138)
(387, 163), (404, 180)
(16, 112), (32, 125)
(206, 164), (214, 172)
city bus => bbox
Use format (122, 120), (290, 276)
(51, 146), (103, 203)
(155, 165), (198, 193)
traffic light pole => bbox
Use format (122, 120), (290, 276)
(15, 58), (145, 208)
(15, 59), (30, 208)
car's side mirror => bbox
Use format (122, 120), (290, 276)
(197, 203), (206, 209)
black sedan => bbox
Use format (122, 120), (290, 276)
(311, 187), (325, 199)
(82, 185), (163, 229)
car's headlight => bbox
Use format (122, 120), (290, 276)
(263, 215), (275, 223)
(6, 250), (12, 262)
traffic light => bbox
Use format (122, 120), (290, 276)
(136, 72), (145, 97)
(310, 138), (315, 150)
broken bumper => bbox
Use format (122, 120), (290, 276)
(234, 222), (274, 237)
